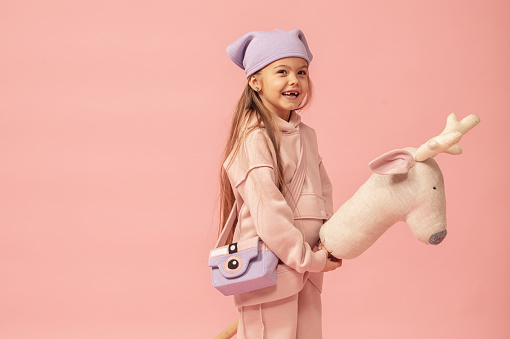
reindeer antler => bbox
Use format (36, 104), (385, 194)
(414, 113), (480, 162)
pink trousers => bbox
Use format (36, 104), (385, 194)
(237, 280), (322, 339)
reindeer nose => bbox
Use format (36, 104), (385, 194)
(429, 230), (447, 245)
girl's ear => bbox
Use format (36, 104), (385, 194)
(248, 75), (261, 92)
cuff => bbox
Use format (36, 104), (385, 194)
(310, 249), (328, 273)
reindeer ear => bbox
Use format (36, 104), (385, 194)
(369, 149), (416, 175)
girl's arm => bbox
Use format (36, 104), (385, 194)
(237, 167), (327, 273)
(228, 129), (327, 273)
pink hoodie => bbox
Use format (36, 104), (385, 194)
(224, 112), (334, 307)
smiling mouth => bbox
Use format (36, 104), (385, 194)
(282, 91), (299, 97)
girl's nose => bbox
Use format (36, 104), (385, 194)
(288, 75), (298, 85)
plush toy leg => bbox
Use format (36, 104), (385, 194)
(215, 318), (239, 339)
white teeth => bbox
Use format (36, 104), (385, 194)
(283, 92), (298, 96)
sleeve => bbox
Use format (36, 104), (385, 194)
(319, 155), (334, 220)
(228, 130), (327, 273)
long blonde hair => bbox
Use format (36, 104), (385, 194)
(218, 77), (313, 243)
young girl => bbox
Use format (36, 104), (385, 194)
(219, 29), (342, 338)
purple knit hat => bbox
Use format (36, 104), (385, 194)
(227, 29), (313, 78)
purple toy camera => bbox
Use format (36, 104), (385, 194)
(208, 237), (278, 296)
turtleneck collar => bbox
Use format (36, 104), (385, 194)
(274, 111), (301, 134)
(245, 111), (302, 134)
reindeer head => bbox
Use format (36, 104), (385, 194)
(320, 113), (480, 259)
(368, 113), (480, 245)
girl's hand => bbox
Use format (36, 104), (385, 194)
(323, 255), (342, 272)
(318, 242), (343, 272)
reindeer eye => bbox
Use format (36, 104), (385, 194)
(433, 187), (437, 190)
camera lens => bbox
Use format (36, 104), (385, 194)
(228, 259), (239, 270)
(224, 255), (242, 273)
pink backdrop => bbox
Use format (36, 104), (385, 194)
(1, 1), (509, 338)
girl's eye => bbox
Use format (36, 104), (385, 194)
(277, 70), (287, 74)
(298, 71), (308, 75)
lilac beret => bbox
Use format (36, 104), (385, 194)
(227, 29), (313, 78)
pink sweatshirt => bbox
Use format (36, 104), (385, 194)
(225, 112), (334, 307)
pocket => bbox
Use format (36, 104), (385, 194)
(293, 193), (328, 220)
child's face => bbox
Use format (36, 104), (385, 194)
(251, 57), (309, 120)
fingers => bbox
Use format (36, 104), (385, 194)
(322, 257), (343, 272)
(317, 242), (342, 272)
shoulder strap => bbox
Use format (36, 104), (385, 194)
(214, 203), (238, 248)
(215, 129), (308, 248)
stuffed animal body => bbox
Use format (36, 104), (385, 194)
(320, 113), (480, 259)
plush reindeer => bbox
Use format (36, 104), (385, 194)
(320, 113), (480, 259)
(215, 113), (480, 339)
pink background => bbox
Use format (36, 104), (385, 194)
(1, 1), (509, 338)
